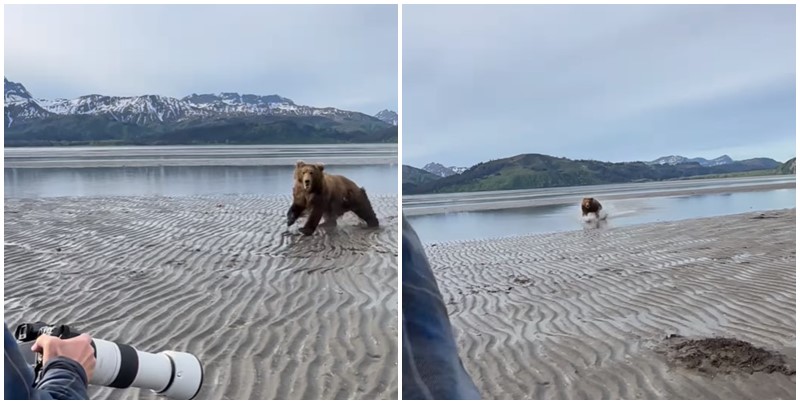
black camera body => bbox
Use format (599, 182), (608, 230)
(13, 321), (203, 400)
(14, 322), (89, 383)
(15, 322), (80, 341)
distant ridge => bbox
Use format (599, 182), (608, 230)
(404, 153), (784, 194)
(5, 78), (397, 146)
(648, 154), (734, 167)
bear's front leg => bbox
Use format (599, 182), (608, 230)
(287, 202), (305, 227)
(320, 214), (338, 227)
(300, 205), (324, 236)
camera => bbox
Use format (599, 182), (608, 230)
(15, 322), (203, 400)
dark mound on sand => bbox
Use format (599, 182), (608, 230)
(660, 335), (795, 376)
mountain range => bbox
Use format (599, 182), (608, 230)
(421, 162), (469, 177)
(5, 78), (397, 146)
(405, 153), (790, 194)
(374, 109), (398, 126)
(648, 154), (734, 166)
(403, 165), (441, 185)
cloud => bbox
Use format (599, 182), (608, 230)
(4, 4), (397, 114)
(403, 5), (795, 167)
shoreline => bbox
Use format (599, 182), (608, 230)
(403, 175), (795, 216)
(424, 209), (796, 399)
(4, 144), (398, 168)
(4, 157), (397, 168)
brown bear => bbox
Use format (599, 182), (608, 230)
(581, 197), (603, 217)
(287, 161), (379, 236)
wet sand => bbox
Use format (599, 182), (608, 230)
(4, 195), (398, 399)
(424, 209), (795, 399)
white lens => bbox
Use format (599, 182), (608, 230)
(89, 339), (203, 399)
(159, 351), (204, 400)
(91, 339), (121, 386)
(132, 350), (173, 393)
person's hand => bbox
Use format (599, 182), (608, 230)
(32, 334), (96, 381)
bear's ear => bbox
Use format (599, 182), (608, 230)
(316, 163), (325, 172)
(296, 160), (305, 168)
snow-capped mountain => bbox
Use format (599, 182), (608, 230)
(649, 155), (688, 165)
(702, 155), (735, 166)
(4, 78), (53, 126)
(423, 162), (455, 177)
(374, 109), (397, 125)
(5, 78), (34, 103)
(4, 78), (386, 128)
(422, 162), (470, 177)
(648, 154), (734, 167)
(38, 94), (207, 126)
(180, 92), (374, 121)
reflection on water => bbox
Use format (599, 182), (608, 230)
(406, 189), (796, 244)
(4, 165), (398, 198)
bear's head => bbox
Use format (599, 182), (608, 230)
(582, 198), (595, 209)
(295, 161), (325, 192)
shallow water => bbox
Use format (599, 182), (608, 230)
(406, 189), (796, 244)
(4, 144), (397, 166)
(4, 164), (398, 198)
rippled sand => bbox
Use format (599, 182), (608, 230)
(424, 209), (795, 399)
(4, 195), (398, 399)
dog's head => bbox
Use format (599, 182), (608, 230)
(582, 198), (596, 209)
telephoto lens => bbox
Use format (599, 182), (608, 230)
(91, 339), (203, 400)
(15, 323), (203, 400)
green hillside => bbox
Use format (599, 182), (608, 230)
(777, 157), (796, 174)
(402, 165), (441, 187)
(404, 153), (783, 195)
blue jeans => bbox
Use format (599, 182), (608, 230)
(401, 216), (481, 399)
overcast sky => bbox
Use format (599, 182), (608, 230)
(5, 4), (397, 114)
(403, 5), (796, 167)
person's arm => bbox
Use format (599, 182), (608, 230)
(4, 323), (91, 400)
(33, 357), (91, 400)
